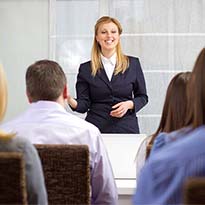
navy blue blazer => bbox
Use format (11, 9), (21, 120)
(74, 56), (148, 133)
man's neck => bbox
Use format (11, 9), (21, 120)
(55, 96), (66, 108)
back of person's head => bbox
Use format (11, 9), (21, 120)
(0, 64), (15, 139)
(26, 60), (67, 102)
(160, 71), (191, 132)
(146, 71), (191, 158)
(186, 47), (205, 128)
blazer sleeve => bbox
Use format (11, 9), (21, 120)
(132, 58), (148, 113)
(71, 63), (91, 113)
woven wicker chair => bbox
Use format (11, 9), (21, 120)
(183, 177), (205, 204)
(0, 152), (27, 205)
(35, 144), (90, 205)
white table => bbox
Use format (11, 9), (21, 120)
(102, 134), (147, 205)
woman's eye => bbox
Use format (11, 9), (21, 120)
(101, 31), (106, 34)
(112, 30), (117, 33)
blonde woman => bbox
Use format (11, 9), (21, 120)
(0, 64), (47, 205)
(68, 16), (148, 133)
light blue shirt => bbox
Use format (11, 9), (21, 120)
(150, 127), (192, 157)
(133, 125), (205, 205)
(0, 136), (48, 205)
(0, 101), (118, 205)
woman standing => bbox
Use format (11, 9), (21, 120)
(68, 16), (148, 133)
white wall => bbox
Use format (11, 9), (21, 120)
(0, 0), (49, 122)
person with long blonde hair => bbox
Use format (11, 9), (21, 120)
(0, 65), (8, 123)
(68, 16), (148, 133)
(0, 64), (47, 205)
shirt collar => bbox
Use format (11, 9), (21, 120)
(30, 100), (66, 112)
(101, 53), (116, 66)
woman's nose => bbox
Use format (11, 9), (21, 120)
(107, 32), (112, 37)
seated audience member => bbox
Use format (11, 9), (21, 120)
(133, 47), (205, 205)
(147, 71), (191, 157)
(135, 71), (190, 179)
(0, 64), (47, 205)
(0, 60), (118, 205)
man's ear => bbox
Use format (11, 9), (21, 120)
(63, 85), (68, 99)
(26, 90), (32, 103)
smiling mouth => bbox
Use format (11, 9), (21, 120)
(105, 40), (114, 44)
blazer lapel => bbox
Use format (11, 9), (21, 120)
(96, 68), (112, 90)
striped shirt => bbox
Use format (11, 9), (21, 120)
(133, 125), (205, 205)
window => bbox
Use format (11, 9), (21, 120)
(50, 0), (205, 135)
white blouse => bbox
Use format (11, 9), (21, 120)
(101, 53), (116, 81)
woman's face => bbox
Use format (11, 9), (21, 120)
(96, 22), (120, 56)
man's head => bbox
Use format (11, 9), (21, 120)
(26, 60), (67, 102)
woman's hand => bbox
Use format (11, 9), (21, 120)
(110, 100), (134, 118)
(67, 95), (78, 109)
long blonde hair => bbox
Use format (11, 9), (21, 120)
(91, 16), (129, 76)
(0, 64), (15, 139)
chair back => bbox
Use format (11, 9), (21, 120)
(184, 177), (205, 204)
(35, 144), (90, 205)
(0, 152), (27, 205)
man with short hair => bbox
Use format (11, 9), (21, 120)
(1, 60), (118, 205)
